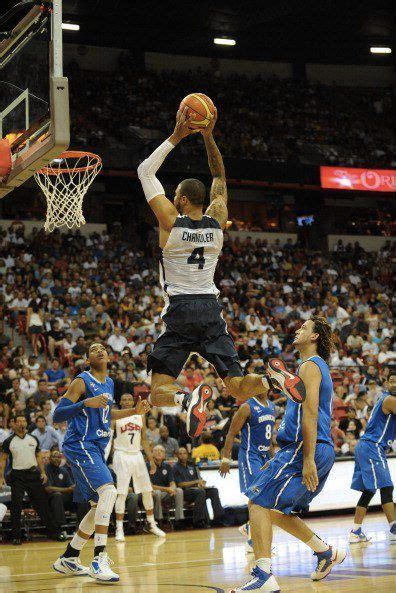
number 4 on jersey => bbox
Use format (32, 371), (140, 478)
(187, 247), (205, 269)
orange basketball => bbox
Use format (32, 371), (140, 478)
(179, 93), (215, 129)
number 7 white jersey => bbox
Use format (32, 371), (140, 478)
(113, 415), (143, 454)
(160, 215), (223, 298)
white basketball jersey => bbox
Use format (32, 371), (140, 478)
(160, 215), (223, 298)
(113, 415), (143, 454)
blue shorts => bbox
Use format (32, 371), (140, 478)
(351, 440), (393, 493)
(63, 439), (113, 503)
(238, 450), (269, 494)
(246, 441), (335, 515)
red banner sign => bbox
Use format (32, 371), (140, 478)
(320, 166), (396, 193)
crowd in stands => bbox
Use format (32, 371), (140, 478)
(66, 58), (394, 169)
(0, 219), (394, 538)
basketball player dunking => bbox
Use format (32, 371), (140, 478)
(230, 318), (346, 593)
(51, 343), (149, 582)
(137, 107), (306, 437)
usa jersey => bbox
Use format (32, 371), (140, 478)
(240, 398), (276, 457)
(360, 394), (395, 450)
(113, 415), (142, 454)
(160, 215), (223, 298)
(63, 371), (114, 451)
(277, 355), (333, 447)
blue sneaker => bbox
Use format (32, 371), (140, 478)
(311, 546), (347, 581)
(349, 528), (371, 543)
(89, 552), (119, 582)
(229, 566), (280, 592)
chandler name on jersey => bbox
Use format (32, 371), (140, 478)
(160, 215), (223, 297)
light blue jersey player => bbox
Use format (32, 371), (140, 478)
(220, 394), (276, 553)
(230, 318), (346, 593)
(350, 370), (396, 544)
(51, 343), (149, 583)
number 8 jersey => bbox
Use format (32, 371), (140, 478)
(160, 215), (223, 298)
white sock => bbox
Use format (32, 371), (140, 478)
(70, 533), (88, 551)
(352, 523), (362, 531)
(116, 520), (124, 531)
(306, 534), (329, 553)
(256, 557), (271, 574)
(94, 532), (107, 551)
(174, 391), (185, 406)
(147, 514), (156, 526)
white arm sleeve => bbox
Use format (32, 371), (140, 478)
(137, 139), (174, 202)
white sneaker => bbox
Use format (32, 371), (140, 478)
(230, 566), (281, 592)
(115, 528), (125, 542)
(53, 556), (90, 576)
(89, 552), (119, 582)
(311, 546), (347, 581)
(145, 522), (166, 537)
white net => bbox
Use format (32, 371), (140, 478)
(34, 151), (102, 232)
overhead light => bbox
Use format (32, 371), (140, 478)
(214, 38), (236, 46)
(62, 23), (80, 31)
(370, 46), (392, 54)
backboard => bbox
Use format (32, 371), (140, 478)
(0, 0), (70, 198)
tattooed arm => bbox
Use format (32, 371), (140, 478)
(201, 109), (228, 229)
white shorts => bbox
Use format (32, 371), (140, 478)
(112, 450), (153, 495)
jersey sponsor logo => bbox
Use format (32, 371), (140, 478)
(254, 406), (261, 411)
(162, 469), (168, 475)
(96, 429), (110, 437)
(120, 422), (142, 433)
(258, 445), (270, 452)
(181, 230), (214, 243)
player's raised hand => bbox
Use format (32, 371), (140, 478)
(172, 106), (200, 141)
(85, 394), (108, 408)
(200, 106), (217, 137)
(135, 397), (150, 415)
(302, 458), (319, 492)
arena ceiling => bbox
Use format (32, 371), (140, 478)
(2, 1), (394, 64)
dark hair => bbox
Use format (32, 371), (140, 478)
(312, 316), (334, 361)
(36, 415), (46, 423)
(179, 178), (206, 205)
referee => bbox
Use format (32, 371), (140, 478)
(0, 414), (64, 545)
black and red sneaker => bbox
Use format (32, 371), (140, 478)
(183, 383), (213, 437)
(267, 359), (306, 404)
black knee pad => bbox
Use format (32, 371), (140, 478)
(380, 486), (394, 505)
(357, 490), (375, 508)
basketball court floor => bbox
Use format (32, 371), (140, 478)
(1, 513), (394, 592)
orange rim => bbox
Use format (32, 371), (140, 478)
(37, 151), (102, 175)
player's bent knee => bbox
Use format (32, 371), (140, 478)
(95, 483), (117, 526)
(357, 490), (375, 508)
(380, 486), (393, 505)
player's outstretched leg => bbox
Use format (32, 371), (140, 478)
(53, 505), (95, 576)
(151, 373), (213, 438)
(89, 483), (119, 582)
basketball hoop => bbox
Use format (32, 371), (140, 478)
(34, 150), (102, 232)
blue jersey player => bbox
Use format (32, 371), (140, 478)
(220, 392), (276, 553)
(350, 369), (396, 544)
(230, 318), (346, 593)
(51, 343), (149, 582)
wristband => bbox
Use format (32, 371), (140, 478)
(221, 457), (231, 464)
